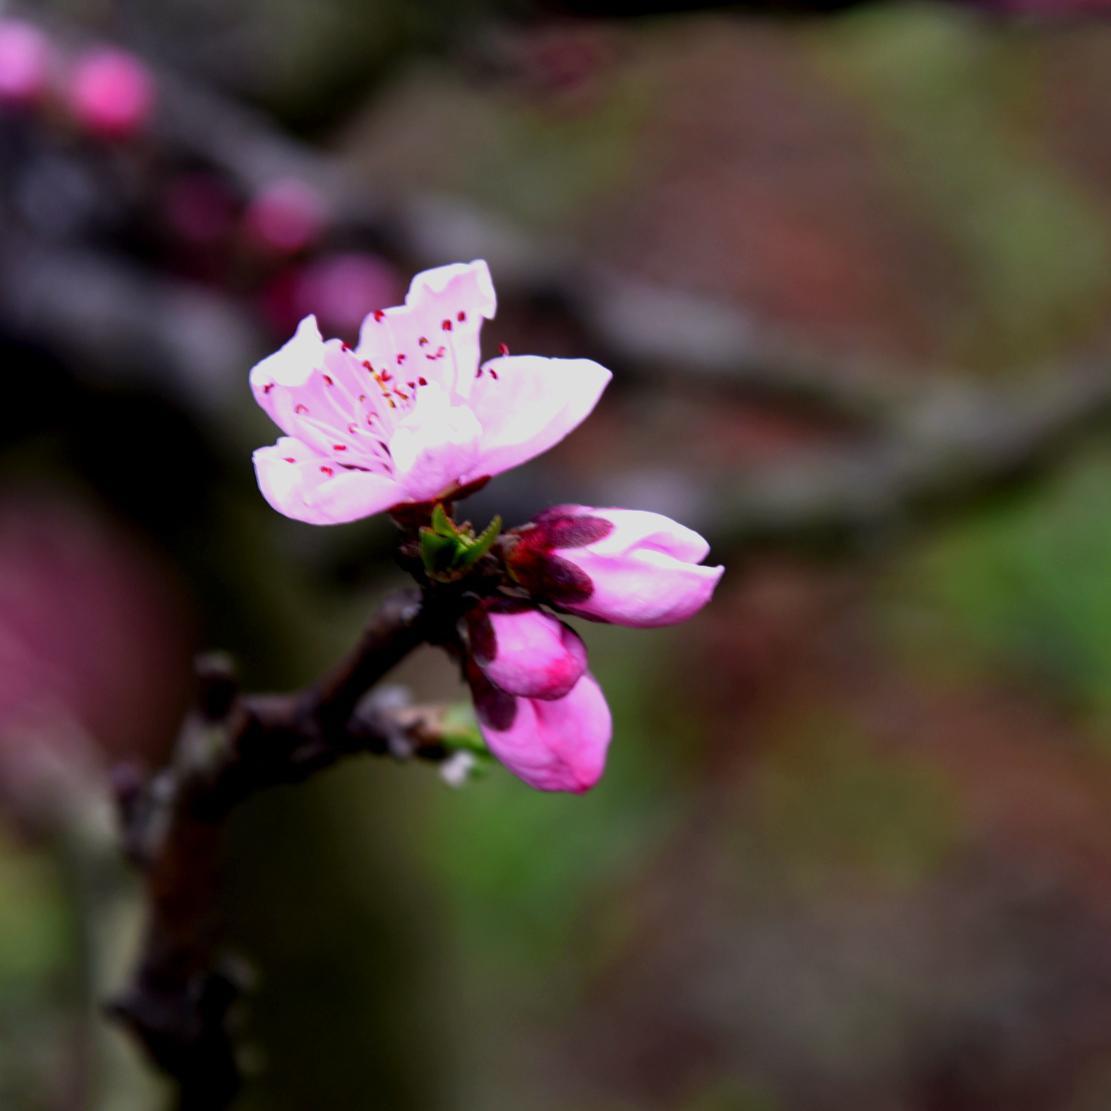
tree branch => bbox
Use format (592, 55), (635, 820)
(106, 587), (451, 1111)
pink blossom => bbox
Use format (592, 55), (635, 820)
(244, 178), (327, 255)
(508, 506), (724, 628)
(470, 668), (611, 793)
(467, 604), (587, 700)
(251, 260), (611, 524)
(0, 20), (52, 107)
(68, 47), (155, 139)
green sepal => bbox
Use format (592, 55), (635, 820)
(420, 527), (459, 574)
(419, 506), (502, 578)
(453, 515), (502, 571)
(430, 502), (459, 538)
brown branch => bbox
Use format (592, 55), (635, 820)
(106, 587), (452, 1111)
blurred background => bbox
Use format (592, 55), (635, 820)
(5, 0), (1111, 1107)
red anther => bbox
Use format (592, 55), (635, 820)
(475, 368), (483, 378)
(407, 381), (416, 389)
(357, 394), (367, 403)
(295, 403), (309, 415)
(381, 371), (392, 382)
(319, 465), (334, 476)
(373, 309), (385, 321)
(397, 353), (406, 364)
(347, 423), (359, 434)
(442, 319), (453, 331)
(340, 341), (351, 351)
(489, 368), (499, 380)
(498, 342), (510, 356)
(263, 382), (275, 394)
(322, 374), (334, 386)
(333, 444), (347, 451)
(418, 336), (429, 346)
(457, 310), (466, 322)
(418, 376), (428, 386)
(283, 457), (296, 463)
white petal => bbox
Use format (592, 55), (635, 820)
(464, 355), (611, 482)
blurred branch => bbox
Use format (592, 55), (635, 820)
(107, 587), (456, 1111)
(149, 42), (916, 425)
(0, 228), (259, 409)
(708, 361), (1111, 555)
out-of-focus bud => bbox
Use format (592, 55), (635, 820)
(507, 506), (724, 628)
(465, 603), (587, 700)
(67, 47), (155, 139)
(163, 172), (239, 248)
(243, 178), (327, 255)
(0, 19), (52, 108)
(468, 666), (611, 793)
(291, 251), (401, 338)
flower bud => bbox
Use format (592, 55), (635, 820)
(507, 506), (724, 628)
(244, 178), (327, 255)
(469, 667), (611, 793)
(68, 47), (155, 139)
(466, 604), (586, 701)
(0, 20), (52, 108)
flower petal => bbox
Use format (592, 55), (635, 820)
(568, 508), (711, 563)
(565, 549), (724, 628)
(464, 355), (611, 482)
(356, 260), (495, 398)
(475, 672), (612, 793)
(388, 387), (483, 503)
(253, 437), (402, 525)
(478, 609), (587, 700)
(255, 317), (328, 428)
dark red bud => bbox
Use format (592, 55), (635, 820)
(506, 545), (595, 605)
(529, 512), (613, 551)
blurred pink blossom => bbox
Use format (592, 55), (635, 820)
(67, 46), (155, 139)
(0, 19), (52, 107)
(244, 178), (327, 254)
(0, 495), (191, 824)
(163, 172), (239, 247)
(291, 252), (401, 338)
(250, 260), (611, 524)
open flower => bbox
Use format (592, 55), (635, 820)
(469, 666), (611, 793)
(465, 603), (587, 701)
(507, 506), (724, 627)
(250, 260), (611, 525)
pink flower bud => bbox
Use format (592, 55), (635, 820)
(291, 251), (400, 338)
(0, 20), (52, 107)
(470, 667), (611, 793)
(508, 506), (724, 628)
(68, 47), (155, 139)
(244, 178), (327, 254)
(467, 604), (587, 700)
